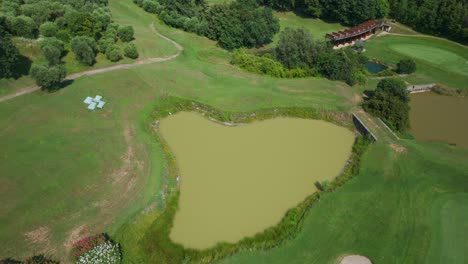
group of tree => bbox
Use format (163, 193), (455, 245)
(0, 0), (139, 89)
(363, 78), (410, 132)
(135, 0), (280, 49)
(0, 16), (21, 79)
(233, 28), (367, 85)
(388, 0), (467, 43)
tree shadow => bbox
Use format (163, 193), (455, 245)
(44, 79), (75, 92)
(363, 89), (375, 99)
(11, 54), (32, 79)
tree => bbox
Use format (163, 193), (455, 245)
(8, 15), (36, 38)
(118, 25), (134, 42)
(275, 28), (325, 69)
(124, 43), (139, 59)
(39, 38), (64, 65)
(65, 11), (97, 38)
(363, 78), (410, 131)
(30, 64), (66, 90)
(397, 58), (417, 74)
(39, 22), (58, 37)
(0, 16), (21, 78)
(71, 36), (97, 66)
(106, 45), (123, 62)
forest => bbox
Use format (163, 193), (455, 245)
(259, 0), (467, 43)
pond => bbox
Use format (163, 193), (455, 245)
(365, 62), (387, 74)
(410, 92), (468, 148)
(159, 112), (355, 249)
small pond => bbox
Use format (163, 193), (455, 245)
(365, 62), (387, 74)
(410, 92), (468, 148)
(159, 112), (355, 249)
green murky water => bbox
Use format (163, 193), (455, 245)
(365, 62), (387, 73)
(159, 112), (355, 249)
(410, 92), (468, 148)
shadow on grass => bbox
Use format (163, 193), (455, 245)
(44, 79), (75, 92)
(11, 55), (32, 79)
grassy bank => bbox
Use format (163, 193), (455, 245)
(219, 140), (468, 264)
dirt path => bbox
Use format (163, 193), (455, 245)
(0, 22), (183, 103)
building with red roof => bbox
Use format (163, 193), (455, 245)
(325, 20), (391, 49)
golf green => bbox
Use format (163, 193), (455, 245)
(159, 112), (355, 249)
(389, 44), (468, 76)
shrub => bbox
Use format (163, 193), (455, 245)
(118, 25), (134, 42)
(142, 0), (162, 14)
(106, 45), (123, 62)
(39, 22), (58, 37)
(124, 43), (139, 59)
(24, 255), (59, 264)
(1, 255), (59, 264)
(397, 59), (416, 74)
(71, 234), (106, 259)
(98, 38), (115, 54)
(76, 241), (121, 264)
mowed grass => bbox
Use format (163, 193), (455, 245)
(0, 1), (353, 261)
(365, 35), (468, 89)
(1, 2), (468, 263)
(219, 141), (468, 264)
(275, 12), (344, 41)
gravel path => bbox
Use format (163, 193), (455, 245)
(0, 22), (183, 103)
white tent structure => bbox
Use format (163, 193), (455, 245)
(84, 95), (106, 110)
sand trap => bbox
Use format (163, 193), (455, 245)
(340, 255), (372, 264)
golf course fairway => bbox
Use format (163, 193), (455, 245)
(159, 112), (355, 249)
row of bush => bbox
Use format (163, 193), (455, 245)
(129, 96), (371, 263)
(231, 51), (319, 78)
(231, 28), (368, 85)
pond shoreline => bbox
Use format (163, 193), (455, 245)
(135, 96), (372, 263)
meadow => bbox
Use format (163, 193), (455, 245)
(0, 1), (467, 263)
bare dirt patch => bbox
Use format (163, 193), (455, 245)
(25, 226), (50, 245)
(390, 143), (407, 153)
(340, 255), (373, 264)
(64, 225), (88, 251)
(110, 124), (135, 184)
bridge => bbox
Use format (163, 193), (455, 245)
(407, 83), (436, 93)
